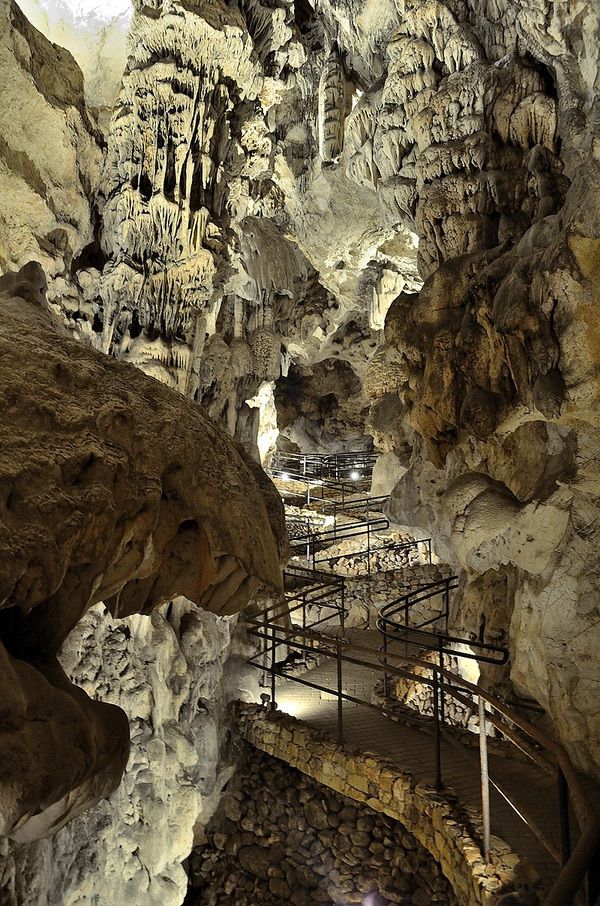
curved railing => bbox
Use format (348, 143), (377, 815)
(246, 608), (600, 905)
(377, 575), (509, 666)
(287, 508), (433, 575)
(290, 515), (390, 554)
(260, 451), (600, 903)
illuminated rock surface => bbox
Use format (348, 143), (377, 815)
(0, 0), (599, 901)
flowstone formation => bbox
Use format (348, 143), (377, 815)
(14, 0), (131, 112)
(0, 262), (285, 843)
(0, 600), (259, 906)
(0, 0), (103, 322)
(86, 0), (420, 455)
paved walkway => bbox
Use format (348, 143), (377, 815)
(272, 630), (563, 891)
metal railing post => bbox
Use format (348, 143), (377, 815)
(444, 579), (450, 633)
(433, 666), (443, 789)
(438, 635), (445, 726)
(367, 521), (371, 575)
(340, 580), (345, 632)
(270, 624), (277, 709)
(246, 559), (599, 905)
(428, 539), (432, 563)
(262, 608), (268, 688)
(478, 697), (491, 863)
(336, 638), (344, 745)
(557, 766), (571, 867)
(383, 630), (390, 699)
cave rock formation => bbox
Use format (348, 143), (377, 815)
(0, 261), (285, 844)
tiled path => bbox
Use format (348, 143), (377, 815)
(272, 630), (568, 891)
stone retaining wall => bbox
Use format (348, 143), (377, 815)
(236, 703), (526, 906)
(187, 740), (459, 905)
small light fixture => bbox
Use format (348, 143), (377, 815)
(350, 470), (360, 481)
(280, 472), (290, 481)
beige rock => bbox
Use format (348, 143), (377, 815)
(0, 262), (286, 841)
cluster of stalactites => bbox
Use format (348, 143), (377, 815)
(343, 0), (565, 275)
(97, 0), (303, 396)
(318, 45), (347, 164)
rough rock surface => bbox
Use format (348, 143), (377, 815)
(0, 599), (260, 906)
(0, 262), (285, 843)
(15, 0), (131, 111)
(359, 0), (600, 777)
(188, 740), (458, 906)
(0, 0), (103, 329)
(2, 0), (600, 898)
(87, 0), (420, 455)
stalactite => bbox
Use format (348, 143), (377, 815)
(318, 45), (346, 164)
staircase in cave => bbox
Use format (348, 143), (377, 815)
(242, 451), (600, 906)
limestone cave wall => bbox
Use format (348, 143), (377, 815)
(348, 0), (600, 779)
(0, 0), (104, 336)
(1, 0), (600, 902)
(0, 602), (258, 906)
(0, 258), (285, 902)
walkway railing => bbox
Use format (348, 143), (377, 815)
(245, 602), (600, 906)
(283, 562), (346, 606)
(378, 575), (509, 669)
(272, 450), (377, 481)
(290, 515), (390, 555)
(271, 469), (372, 504)
(312, 536), (432, 575)
(286, 494), (388, 540)
(319, 494), (388, 517)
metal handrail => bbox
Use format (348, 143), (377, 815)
(379, 575), (459, 627)
(286, 495), (389, 547)
(260, 447), (600, 903)
(377, 574), (508, 667)
(284, 563), (346, 589)
(271, 450), (377, 481)
(289, 516), (390, 553)
(246, 611), (600, 905)
(270, 468), (372, 504)
(313, 494), (390, 516)
(382, 623), (510, 665)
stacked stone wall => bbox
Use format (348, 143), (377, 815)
(188, 739), (458, 906)
(235, 704), (524, 905)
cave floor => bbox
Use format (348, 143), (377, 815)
(274, 629), (570, 891)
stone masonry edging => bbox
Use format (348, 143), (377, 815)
(235, 702), (523, 906)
